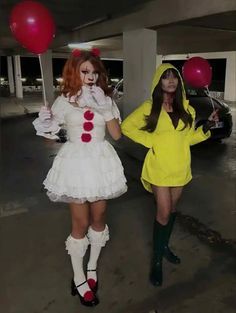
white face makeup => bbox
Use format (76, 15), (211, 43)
(161, 72), (178, 93)
(80, 61), (99, 86)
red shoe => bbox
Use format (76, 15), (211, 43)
(71, 279), (99, 307)
(87, 269), (98, 293)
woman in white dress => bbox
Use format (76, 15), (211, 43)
(33, 48), (127, 307)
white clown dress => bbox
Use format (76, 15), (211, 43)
(33, 94), (127, 203)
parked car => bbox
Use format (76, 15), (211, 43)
(185, 86), (232, 140)
(113, 79), (232, 140)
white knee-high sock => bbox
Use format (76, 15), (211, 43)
(87, 225), (109, 282)
(65, 235), (91, 296)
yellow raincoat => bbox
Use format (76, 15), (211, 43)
(121, 63), (211, 192)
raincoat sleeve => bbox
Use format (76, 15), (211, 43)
(121, 101), (154, 148)
(188, 105), (211, 146)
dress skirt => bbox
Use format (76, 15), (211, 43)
(43, 140), (127, 203)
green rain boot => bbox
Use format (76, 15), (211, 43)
(163, 212), (181, 264)
(149, 220), (167, 286)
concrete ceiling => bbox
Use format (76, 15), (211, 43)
(156, 13), (236, 54)
(84, 11), (236, 58)
(1, 0), (236, 57)
(0, 0), (152, 55)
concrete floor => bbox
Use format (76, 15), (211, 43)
(0, 100), (236, 313)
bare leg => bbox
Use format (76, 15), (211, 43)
(152, 186), (172, 225)
(90, 200), (107, 230)
(170, 187), (183, 212)
(69, 202), (90, 238)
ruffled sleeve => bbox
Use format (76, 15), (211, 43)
(51, 95), (69, 125)
(32, 96), (69, 139)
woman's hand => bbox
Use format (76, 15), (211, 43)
(79, 86), (96, 107)
(208, 109), (219, 123)
(81, 86), (116, 121)
(89, 87), (114, 121)
(203, 109), (220, 133)
(33, 105), (60, 139)
(38, 106), (52, 122)
(90, 86), (107, 106)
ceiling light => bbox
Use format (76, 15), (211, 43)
(67, 43), (92, 50)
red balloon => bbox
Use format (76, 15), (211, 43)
(182, 57), (212, 88)
(9, 0), (56, 54)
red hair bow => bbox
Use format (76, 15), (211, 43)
(72, 49), (81, 57)
(91, 48), (100, 57)
(71, 48), (100, 57)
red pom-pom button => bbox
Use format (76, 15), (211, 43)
(84, 110), (94, 120)
(83, 290), (94, 302)
(83, 121), (94, 131)
(81, 133), (92, 142)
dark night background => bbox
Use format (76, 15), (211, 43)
(0, 56), (226, 90)
(0, 56), (123, 80)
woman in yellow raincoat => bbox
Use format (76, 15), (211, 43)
(121, 63), (219, 286)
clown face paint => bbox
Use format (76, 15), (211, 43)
(80, 61), (99, 86)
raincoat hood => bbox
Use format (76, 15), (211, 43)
(151, 63), (186, 101)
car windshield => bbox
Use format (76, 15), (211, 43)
(185, 86), (208, 97)
(113, 80), (210, 99)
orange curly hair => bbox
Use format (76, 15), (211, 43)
(61, 50), (112, 98)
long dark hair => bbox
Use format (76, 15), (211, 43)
(141, 68), (193, 132)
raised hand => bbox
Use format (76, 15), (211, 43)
(33, 104), (60, 139)
(79, 86), (114, 121)
(203, 109), (220, 132)
(94, 97), (114, 122)
(208, 109), (219, 123)
(38, 106), (52, 122)
(79, 86), (97, 107)
(90, 86), (107, 106)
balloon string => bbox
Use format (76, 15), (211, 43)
(206, 86), (218, 127)
(206, 86), (215, 111)
(38, 54), (47, 107)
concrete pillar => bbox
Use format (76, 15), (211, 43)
(7, 56), (15, 95)
(39, 50), (54, 106)
(13, 55), (23, 99)
(123, 29), (157, 117)
(224, 51), (236, 102)
(156, 54), (162, 68)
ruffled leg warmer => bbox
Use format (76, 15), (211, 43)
(87, 225), (109, 289)
(65, 235), (91, 297)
